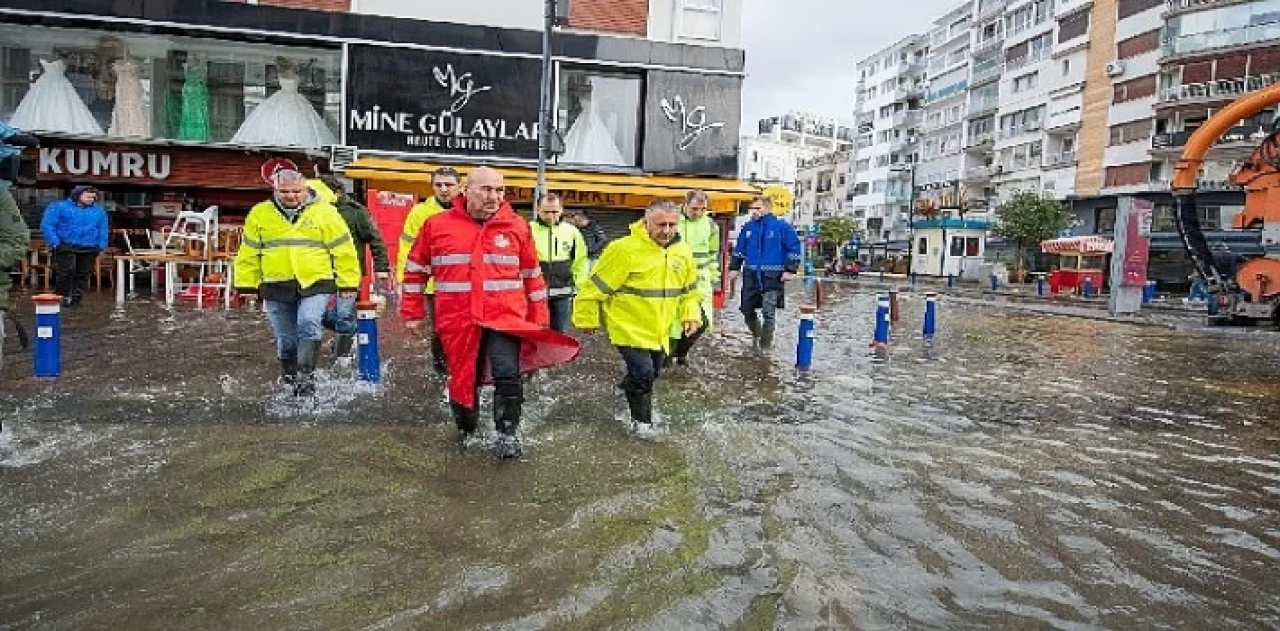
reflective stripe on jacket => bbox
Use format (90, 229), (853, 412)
(529, 219), (588, 298)
(672, 213), (721, 336)
(572, 221), (701, 353)
(730, 214), (803, 277)
(233, 197), (361, 293)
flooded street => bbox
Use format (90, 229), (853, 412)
(1, 284), (1278, 629)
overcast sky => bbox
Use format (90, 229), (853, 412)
(739, 0), (960, 134)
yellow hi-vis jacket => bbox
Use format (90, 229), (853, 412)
(529, 219), (588, 298)
(573, 221), (701, 353)
(396, 197), (448, 292)
(234, 195), (361, 294)
(671, 212), (721, 336)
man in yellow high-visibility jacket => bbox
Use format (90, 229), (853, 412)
(529, 193), (587, 333)
(668, 189), (721, 366)
(396, 166), (460, 375)
(573, 200), (701, 438)
(235, 169), (360, 396)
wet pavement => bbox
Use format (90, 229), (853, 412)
(1, 284), (1278, 629)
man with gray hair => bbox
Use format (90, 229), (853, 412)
(573, 199), (702, 437)
(235, 169), (361, 396)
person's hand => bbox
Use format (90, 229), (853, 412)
(781, 272), (796, 282)
(681, 320), (700, 336)
(405, 319), (425, 335)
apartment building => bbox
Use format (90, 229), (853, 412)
(739, 112), (854, 186)
(848, 36), (928, 244)
(795, 150), (853, 228)
(918, 1), (978, 205)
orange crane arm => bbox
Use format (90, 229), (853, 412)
(1173, 83), (1280, 190)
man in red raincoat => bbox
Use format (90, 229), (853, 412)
(401, 167), (579, 459)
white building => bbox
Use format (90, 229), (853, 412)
(989, 0), (1057, 206)
(918, 2), (977, 218)
(795, 150), (853, 228)
(849, 36), (928, 246)
(350, 0), (745, 48)
(738, 112), (853, 186)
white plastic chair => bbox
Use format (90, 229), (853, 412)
(162, 205), (219, 258)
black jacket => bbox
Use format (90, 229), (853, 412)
(334, 196), (390, 278)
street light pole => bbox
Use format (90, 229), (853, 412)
(536, 0), (555, 204)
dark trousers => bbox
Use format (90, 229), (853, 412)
(53, 247), (97, 301)
(618, 346), (665, 395)
(474, 329), (523, 401)
(547, 296), (572, 333)
(671, 306), (709, 359)
(740, 272), (784, 327)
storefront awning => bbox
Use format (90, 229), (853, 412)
(343, 157), (759, 213)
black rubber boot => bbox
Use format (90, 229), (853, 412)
(430, 334), (448, 377)
(450, 401), (479, 442)
(626, 391), (657, 437)
(333, 334), (355, 361)
(492, 395), (523, 459)
(759, 322), (775, 350)
(280, 357), (299, 387)
(744, 315), (762, 341)
(294, 339), (321, 397)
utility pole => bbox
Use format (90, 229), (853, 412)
(536, 0), (555, 205)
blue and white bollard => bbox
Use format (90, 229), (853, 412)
(355, 300), (381, 383)
(1143, 280), (1156, 304)
(947, 274), (956, 288)
(873, 294), (891, 349)
(1083, 277), (1096, 298)
(33, 293), (61, 378)
(990, 274), (999, 291)
(923, 292), (938, 339)
(796, 305), (816, 370)
(1036, 275), (1046, 297)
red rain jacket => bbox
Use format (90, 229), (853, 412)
(400, 197), (579, 408)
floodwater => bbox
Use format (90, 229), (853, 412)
(1, 283), (1277, 630)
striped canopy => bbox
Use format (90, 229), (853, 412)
(1040, 236), (1114, 254)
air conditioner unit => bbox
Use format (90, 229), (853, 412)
(1105, 60), (1125, 78)
(326, 145), (359, 172)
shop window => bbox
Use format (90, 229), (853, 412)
(557, 68), (642, 167)
(950, 236), (965, 256)
(0, 23), (340, 148)
(965, 237), (980, 256)
(917, 236), (928, 254)
(1096, 207), (1117, 234)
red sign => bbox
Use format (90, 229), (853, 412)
(1121, 199), (1153, 287)
(260, 158), (300, 184)
(367, 189), (419, 269)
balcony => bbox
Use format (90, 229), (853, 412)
(966, 98), (998, 118)
(1151, 125), (1267, 153)
(971, 62), (1002, 86)
(1055, 0), (1092, 18)
(1046, 104), (1082, 131)
(1149, 179), (1243, 192)
(996, 121), (1043, 141)
(1166, 0), (1240, 15)
(921, 117), (963, 133)
(965, 131), (995, 150)
(973, 34), (1004, 56)
(977, 0), (1006, 20)
(997, 155), (1039, 173)
(962, 165), (997, 181)
(892, 84), (927, 101)
(888, 135), (918, 152)
(1043, 150), (1077, 169)
(1158, 74), (1280, 107)
(1006, 16), (1049, 39)
(925, 80), (968, 104)
(1163, 22), (1280, 58)
(1005, 47), (1049, 73)
(889, 110), (923, 128)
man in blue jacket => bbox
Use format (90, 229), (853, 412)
(40, 185), (108, 306)
(729, 195), (802, 349)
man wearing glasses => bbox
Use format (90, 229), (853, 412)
(728, 195), (802, 350)
(397, 166), (460, 376)
(400, 167), (579, 459)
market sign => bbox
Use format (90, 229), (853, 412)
(34, 140), (319, 190)
(345, 44), (541, 158)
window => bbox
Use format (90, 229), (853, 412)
(1118, 0), (1162, 20)
(1062, 59), (1070, 75)
(1096, 207), (1117, 234)
(950, 236), (965, 256)
(1058, 10), (1089, 42)
(0, 23), (341, 145)
(965, 237), (981, 257)
(1113, 75), (1157, 103)
(917, 237), (928, 254)
(1117, 30), (1160, 59)
(558, 68), (642, 167)
(1108, 119), (1152, 145)
(1012, 72), (1039, 93)
(1103, 162), (1154, 188)
(679, 0), (723, 40)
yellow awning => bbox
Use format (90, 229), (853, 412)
(343, 157), (759, 213)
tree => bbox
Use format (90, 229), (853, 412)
(815, 217), (862, 259)
(994, 191), (1070, 268)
